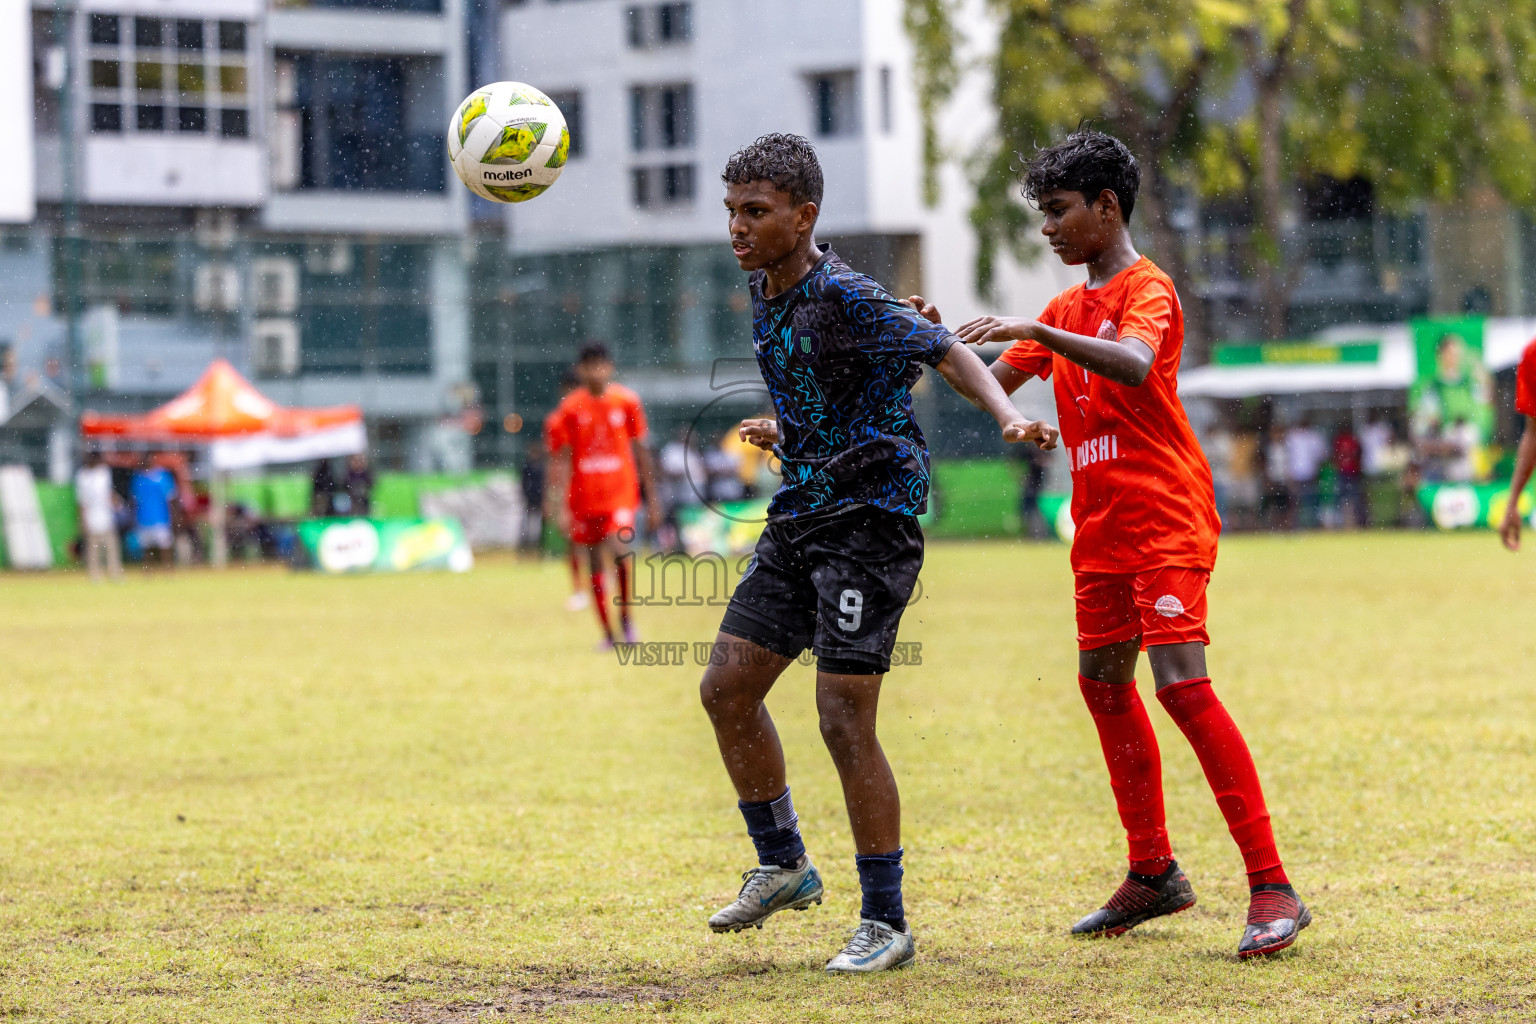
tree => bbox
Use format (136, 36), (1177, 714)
(905, 0), (1536, 357)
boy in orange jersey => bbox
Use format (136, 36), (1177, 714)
(541, 367), (589, 610)
(913, 128), (1310, 959)
(545, 343), (661, 647)
(1499, 335), (1536, 551)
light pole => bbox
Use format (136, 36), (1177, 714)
(52, 0), (85, 427)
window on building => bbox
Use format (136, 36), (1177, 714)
(810, 70), (859, 138)
(134, 17), (161, 48)
(89, 14), (119, 45)
(629, 83), (692, 151)
(626, 2), (691, 48)
(92, 103), (123, 132)
(546, 90), (583, 157)
(658, 2), (691, 42)
(631, 164), (695, 209)
(279, 52), (446, 192)
(87, 13), (250, 138)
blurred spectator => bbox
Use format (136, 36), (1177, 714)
(131, 456), (177, 570)
(658, 428), (701, 551)
(1227, 428), (1262, 530)
(1443, 417), (1479, 483)
(1332, 425), (1368, 527)
(1017, 441), (1050, 539)
(704, 442), (745, 503)
(1206, 425), (1233, 520)
(1284, 420), (1328, 529)
(74, 451), (123, 581)
(310, 459), (337, 517)
(226, 502), (261, 561)
(719, 423), (776, 500)
(1260, 425), (1292, 529)
(342, 454), (374, 516)
(1360, 414), (1393, 478)
(519, 445), (547, 555)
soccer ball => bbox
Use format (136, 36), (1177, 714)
(447, 82), (569, 203)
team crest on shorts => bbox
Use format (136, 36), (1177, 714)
(1154, 594), (1185, 618)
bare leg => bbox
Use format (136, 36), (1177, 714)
(1146, 641), (1207, 689)
(1079, 637), (1142, 684)
(816, 671), (899, 855)
(699, 632), (794, 802)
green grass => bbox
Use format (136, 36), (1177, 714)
(1, 533), (1534, 1022)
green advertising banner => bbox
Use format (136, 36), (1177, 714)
(1212, 340), (1382, 366)
(296, 518), (473, 574)
(1418, 482), (1536, 531)
(675, 501), (771, 556)
(1409, 316), (1494, 443)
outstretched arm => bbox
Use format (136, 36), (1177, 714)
(934, 344), (1059, 449)
(1500, 414), (1536, 552)
(903, 293), (1037, 397)
(954, 317), (1153, 387)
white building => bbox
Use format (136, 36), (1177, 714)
(4, 0), (477, 476)
(500, 0), (1073, 314)
(491, 0), (1073, 449)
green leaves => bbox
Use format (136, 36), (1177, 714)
(905, 0), (1536, 339)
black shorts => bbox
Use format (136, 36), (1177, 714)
(719, 504), (924, 675)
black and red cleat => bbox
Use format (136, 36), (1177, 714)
(1237, 884), (1312, 958)
(1071, 862), (1197, 938)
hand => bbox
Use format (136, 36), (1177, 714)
(955, 316), (1036, 347)
(1500, 507), (1522, 552)
(1003, 417), (1059, 450)
(904, 295), (942, 325)
(553, 504), (572, 538)
(739, 418), (779, 450)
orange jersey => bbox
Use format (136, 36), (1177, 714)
(1517, 338), (1536, 418)
(998, 256), (1219, 574)
(545, 384), (648, 516)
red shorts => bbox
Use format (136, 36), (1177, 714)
(1075, 566), (1210, 650)
(568, 506), (636, 547)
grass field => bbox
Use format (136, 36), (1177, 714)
(2, 532), (1535, 1023)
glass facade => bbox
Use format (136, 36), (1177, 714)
(469, 242), (750, 464)
(278, 53), (445, 192)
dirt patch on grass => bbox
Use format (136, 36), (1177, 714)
(1359, 998), (1534, 1022)
(378, 984), (683, 1021)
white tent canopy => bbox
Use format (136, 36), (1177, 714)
(1178, 318), (1536, 399)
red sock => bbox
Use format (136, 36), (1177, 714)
(1157, 678), (1289, 887)
(615, 558), (632, 626)
(589, 572), (612, 639)
(1078, 676), (1171, 876)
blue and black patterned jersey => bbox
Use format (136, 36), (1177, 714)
(751, 247), (955, 519)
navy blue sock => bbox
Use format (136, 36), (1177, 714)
(738, 788), (805, 869)
(855, 848), (906, 931)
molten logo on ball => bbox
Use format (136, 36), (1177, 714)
(447, 81), (570, 204)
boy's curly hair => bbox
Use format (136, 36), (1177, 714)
(1022, 127), (1140, 222)
(721, 133), (825, 207)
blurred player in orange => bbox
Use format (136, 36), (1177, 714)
(541, 367), (588, 611)
(1499, 335), (1536, 551)
(544, 343), (661, 647)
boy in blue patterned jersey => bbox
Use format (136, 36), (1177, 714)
(699, 134), (1059, 973)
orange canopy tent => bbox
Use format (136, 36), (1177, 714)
(81, 359), (365, 470)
